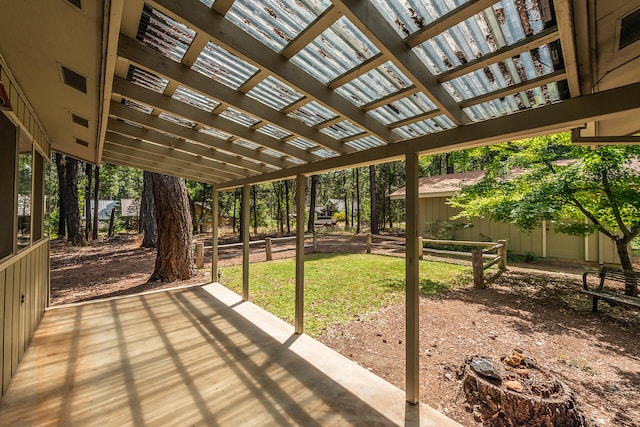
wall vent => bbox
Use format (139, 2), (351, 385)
(75, 138), (89, 147)
(71, 114), (89, 128)
(61, 66), (87, 93)
(66, 0), (82, 9)
(619, 9), (640, 50)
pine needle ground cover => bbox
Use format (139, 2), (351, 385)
(219, 253), (471, 337)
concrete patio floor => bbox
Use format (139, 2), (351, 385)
(0, 283), (460, 426)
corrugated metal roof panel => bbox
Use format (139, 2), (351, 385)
(335, 61), (412, 107)
(345, 135), (386, 151)
(226, 0), (331, 52)
(320, 120), (363, 140)
(393, 115), (456, 139)
(371, 0), (469, 39)
(413, 0), (552, 75)
(136, 5), (196, 63)
(463, 82), (562, 121)
(158, 112), (198, 128)
(314, 148), (339, 158)
(247, 75), (304, 111)
(220, 108), (261, 127)
(262, 149), (285, 158)
(122, 98), (153, 115)
(199, 126), (233, 140)
(172, 86), (220, 112)
(291, 16), (380, 84)
(200, 0), (213, 7)
(367, 92), (437, 125)
(257, 124), (292, 139)
(234, 139), (261, 150)
(127, 65), (169, 94)
(288, 101), (337, 126)
(287, 137), (317, 150)
(191, 41), (259, 90)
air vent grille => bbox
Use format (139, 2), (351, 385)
(620, 9), (640, 50)
(71, 114), (89, 128)
(61, 66), (87, 93)
(75, 138), (89, 147)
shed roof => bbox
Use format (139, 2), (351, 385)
(1, 0), (639, 188)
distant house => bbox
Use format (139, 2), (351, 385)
(390, 170), (622, 266)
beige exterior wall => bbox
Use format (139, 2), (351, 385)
(419, 197), (622, 265)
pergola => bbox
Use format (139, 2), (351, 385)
(1, 0), (639, 408)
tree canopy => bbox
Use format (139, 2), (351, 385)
(450, 134), (640, 293)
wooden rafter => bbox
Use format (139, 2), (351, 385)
(553, 0), (581, 97)
(280, 6), (343, 59)
(335, 0), (470, 126)
(102, 151), (217, 183)
(117, 34), (352, 154)
(148, 0), (398, 144)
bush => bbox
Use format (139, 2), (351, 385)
(332, 211), (346, 221)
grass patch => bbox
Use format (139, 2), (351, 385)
(219, 253), (471, 337)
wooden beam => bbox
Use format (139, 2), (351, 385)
(438, 27), (560, 83)
(553, 0), (581, 97)
(118, 34), (354, 154)
(459, 70), (567, 108)
(212, 188), (219, 281)
(105, 131), (248, 178)
(280, 6), (342, 59)
(108, 101), (292, 169)
(242, 184), (250, 301)
(212, 0), (234, 15)
(107, 118), (270, 174)
(295, 174), (305, 334)
(327, 53), (387, 89)
(214, 81), (640, 189)
(102, 152), (216, 183)
(335, 0), (470, 125)
(404, 152), (419, 404)
(388, 109), (442, 129)
(112, 77), (319, 162)
(406, 0), (497, 48)
(571, 128), (640, 145)
(147, 0), (397, 144)
(103, 142), (236, 180)
(362, 86), (420, 112)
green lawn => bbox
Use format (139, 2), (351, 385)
(219, 253), (471, 337)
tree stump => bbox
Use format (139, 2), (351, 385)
(462, 353), (585, 426)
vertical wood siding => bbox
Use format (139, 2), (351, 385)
(0, 238), (49, 397)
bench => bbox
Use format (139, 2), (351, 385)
(581, 267), (639, 312)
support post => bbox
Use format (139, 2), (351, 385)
(366, 233), (372, 254)
(405, 152), (420, 405)
(418, 236), (424, 260)
(195, 243), (204, 269)
(472, 248), (485, 288)
(212, 189), (219, 281)
(265, 237), (272, 261)
(295, 174), (305, 334)
(498, 239), (507, 270)
(313, 231), (318, 252)
(242, 184), (250, 301)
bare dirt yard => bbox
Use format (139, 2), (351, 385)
(50, 234), (640, 426)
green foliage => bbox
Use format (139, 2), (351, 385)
(220, 253), (470, 337)
(450, 135), (640, 256)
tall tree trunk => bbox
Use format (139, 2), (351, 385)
(308, 175), (317, 233)
(200, 183), (207, 234)
(344, 173), (348, 228)
(445, 152), (454, 174)
(54, 153), (66, 239)
(388, 175), (393, 229)
(252, 185), (258, 235)
(355, 167), (361, 234)
(274, 182), (283, 234)
(239, 188), (244, 242)
(56, 154), (83, 245)
(149, 174), (193, 282)
(370, 165), (379, 234)
(85, 163), (92, 241)
(232, 188), (238, 234)
(140, 171), (157, 248)
(617, 240), (637, 296)
(285, 179), (291, 235)
(92, 166), (100, 240)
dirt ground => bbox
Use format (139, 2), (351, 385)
(49, 234), (640, 426)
